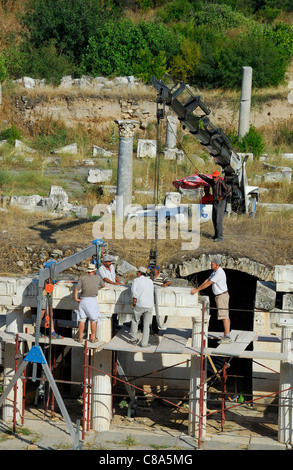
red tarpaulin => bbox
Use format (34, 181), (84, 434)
(172, 174), (224, 190)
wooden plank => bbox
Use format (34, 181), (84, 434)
(211, 330), (255, 357)
(104, 327), (158, 353)
(156, 328), (191, 353)
(0, 331), (106, 350)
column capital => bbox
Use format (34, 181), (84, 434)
(114, 119), (139, 138)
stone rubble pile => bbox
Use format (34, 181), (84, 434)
(13, 75), (140, 91)
(6, 185), (87, 218)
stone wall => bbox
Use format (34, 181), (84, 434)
(176, 253), (274, 282)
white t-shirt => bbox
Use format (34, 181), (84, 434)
(98, 264), (116, 285)
(131, 275), (154, 308)
(209, 267), (227, 295)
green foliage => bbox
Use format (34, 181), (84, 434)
(0, 170), (52, 196)
(133, 49), (167, 83)
(159, 0), (198, 22)
(0, 126), (22, 144)
(32, 120), (72, 152)
(230, 126), (265, 157)
(193, 26), (289, 89)
(21, 0), (121, 63)
(217, 30), (288, 88)
(80, 19), (180, 78)
(169, 37), (201, 82)
(2, 46), (27, 79)
(22, 41), (74, 85)
(192, 3), (253, 31)
(0, 0), (292, 89)
(265, 22), (293, 59)
(0, 55), (7, 81)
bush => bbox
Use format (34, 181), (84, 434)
(193, 27), (289, 89)
(191, 3), (252, 32)
(218, 30), (289, 88)
(0, 126), (22, 144)
(22, 41), (74, 84)
(265, 22), (293, 60)
(21, 0), (121, 63)
(133, 49), (167, 83)
(169, 37), (201, 82)
(230, 126), (265, 157)
(80, 19), (180, 78)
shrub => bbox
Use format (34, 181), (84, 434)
(80, 19), (180, 77)
(265, 22), (293, 60)
(191, 3), (252, 32)
(230, 126), (265, 157)
(0, 126), (22, 144)
(193, 28), (289, 89)
(0, 55), (7, 81)
(218, 30), (289, 88)
(133, 49), (167, 83)
(21, 0), (121, 63)
(169, 37), (201, 83)
(22, 40), (74, 84)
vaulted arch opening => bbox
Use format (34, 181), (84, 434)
(187, 269), (257, 398)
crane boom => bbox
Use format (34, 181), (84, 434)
(151, 76), (259, 214)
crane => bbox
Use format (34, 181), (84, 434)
(150, 76), (259, 215)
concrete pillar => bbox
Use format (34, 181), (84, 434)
(91, 316), (113, 432)
(278, 323), (293, 446)
(3, 307), (24, 422)
(238, 66), (253, 138)
(166, 115), (177, 149)
(115, 119), (139, 220)
(188, 298), (210, 440)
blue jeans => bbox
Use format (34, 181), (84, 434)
(130, 306), (153, 347)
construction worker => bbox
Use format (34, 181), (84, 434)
(98, 254), (122, 285)
(195, 169), (230, 242)
(200, 186), (213, 205)
(151, 266), (171, 288)
(129, 266), (154, 348)
(150, 266), (171, 334)
(74, 263), (105, 343)
(191, 257), (231, 344)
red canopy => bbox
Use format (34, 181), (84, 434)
(172, 174), (224, 190)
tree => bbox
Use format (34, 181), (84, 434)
(21, 0), (120, 63)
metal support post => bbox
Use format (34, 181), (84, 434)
(198, 301), (206, 448)
(0, 346), (82, 449)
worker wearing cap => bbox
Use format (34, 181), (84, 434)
(98, 254), (122, 286)
(74, 263), (105, 343)
(191, 257), (231, 344)
(129, 266), (154, 348)
(195, 169), (231, 242)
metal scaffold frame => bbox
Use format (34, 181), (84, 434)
(0, 279), (293, 448)
(0, 239), (106, 449)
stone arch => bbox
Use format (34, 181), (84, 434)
(176, 253), (274, 282)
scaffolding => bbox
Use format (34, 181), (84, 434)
(1, 301), (293, 449)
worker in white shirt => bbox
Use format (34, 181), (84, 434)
(129, 266), (154, 348)
(98, 254), (122, 286)
(191, 257), (231, 344)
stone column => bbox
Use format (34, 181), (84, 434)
(115, 119), (139, 220)
(278, 322), (293, 446)
(91, 316), (113, 432)
(166, 115), (177, 149)
(3, 307), (24, 422)
(238, 66), (252, 138)
(188, 297), (210, 441)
